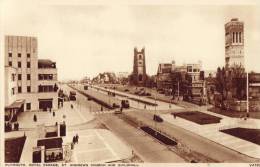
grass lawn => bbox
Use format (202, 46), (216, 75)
(174, 111), (222, 125)
(5, 136), (26, 162)
(208, 107), (260, 119)
(220, 128), (260, 145)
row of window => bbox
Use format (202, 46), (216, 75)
(8, 61), (31, 68)
(187, 68), (200, 73)
(9, 52), (31, 58)
(232, 32), (242, 43)
(12, 85), (55, 94)
(12, 86), (31, 94)
(17, 74), (31, 80)
(13, 73), (54, 81)
(38, 85), (55, 92)
(38, 74), (54, 80)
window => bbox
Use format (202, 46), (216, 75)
(18, 53), (21, 57)
(27, 86), (31, 93)
(8, 53), (12, 57)
(9, 61), (12, 66)
(27, 62), (31, 68)
(26, 103), (31, 110)
(11, 74), (15, 81)
(239, 32), (242, 43)
(12, 88), (15, 95)
(27, 74), (31, 80)
(49, 75), (53, 80)
(38, 74), (43, 80)
(18, 61), (21, 68)
(27, 53), (30, 58)
(18, 86), (22, 93)
(232, 32), (235, 43)
(18, 74), (22, 80)
(139, 55), (142, 59)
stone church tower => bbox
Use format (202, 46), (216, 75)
(225, 18), (244, 68)
(131, 47), (147, 86)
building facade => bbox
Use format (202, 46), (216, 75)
(4, 35), (58, 117)
(156, 62), (175, 90)
(225, 18), (244, 68)
(131, 47), (147, 86)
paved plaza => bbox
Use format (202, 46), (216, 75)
(17, 101), (94, 129)
(63, 129), (133, 163)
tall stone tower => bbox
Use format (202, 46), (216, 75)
(132, 47), (147, 86)
(225, 18), (244, 68)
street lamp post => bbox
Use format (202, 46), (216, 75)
(247, 72), (249, 113)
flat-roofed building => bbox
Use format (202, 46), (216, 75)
(4, 35), (58, 118)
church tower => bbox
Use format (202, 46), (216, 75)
(225, 18), (244, 68)
(132, 47), (147, 86)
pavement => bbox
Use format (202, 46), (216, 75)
(17, 101), (94, 129)
(160, 108), (260, 159)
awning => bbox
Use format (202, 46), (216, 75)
(5, 99), (25, 109)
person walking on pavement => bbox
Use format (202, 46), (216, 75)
(76, 134), (79, 144)
(73, 136), (76, 144)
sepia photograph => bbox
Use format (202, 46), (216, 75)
(1, 0), (260, 166)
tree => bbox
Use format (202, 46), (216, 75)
(215, 65), (246, 109)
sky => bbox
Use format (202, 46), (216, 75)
(1, 0), (260, 80)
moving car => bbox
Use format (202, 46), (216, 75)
(121, 100), (130, 108)
(153, 114), (163, 122)
(69, 91), (76, 101)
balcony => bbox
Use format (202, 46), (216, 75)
(38, 84), (58, 93)
(38, 59), (56, 69)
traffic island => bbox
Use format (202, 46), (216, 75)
(173, 111), (222, 125)
(140, 126), (177, 146)
(220, 128), (260, 145)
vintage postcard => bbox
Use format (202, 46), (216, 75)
(1, 0), (260, 166)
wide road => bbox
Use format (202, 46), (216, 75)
(125, 110), (260, 163)
(62, 84), (260, 162)
(97, 113), (186, 163)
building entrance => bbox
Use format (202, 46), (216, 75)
(39, 99), (53, 111)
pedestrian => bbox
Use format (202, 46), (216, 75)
(33, 114), (37, 122)
(101, 106), (103, 111)
(49, 107), (52, 113)
(76, 134), (79, 144)
(144, 104), (146, 109)
(53, 111), (55, 117)
(71, 104), (73, 109)
(73, 136), (76, 144)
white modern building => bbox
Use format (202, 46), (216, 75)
(4, 35), (58, 122)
